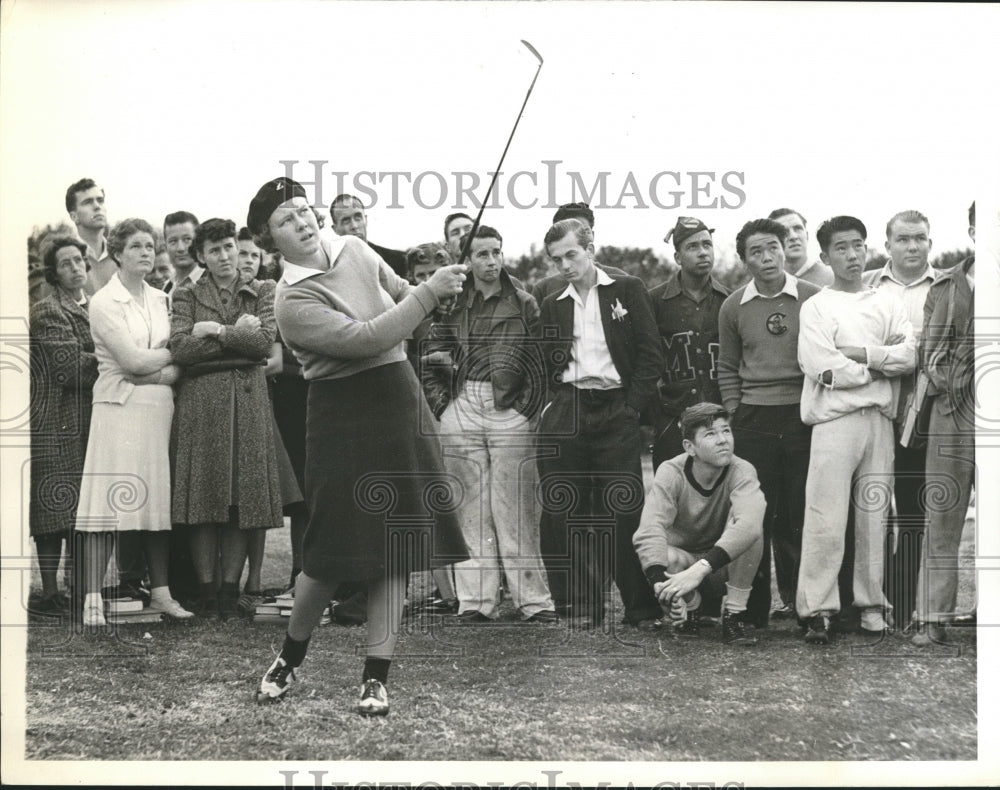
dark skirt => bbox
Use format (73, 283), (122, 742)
(302, 361), (467, 583)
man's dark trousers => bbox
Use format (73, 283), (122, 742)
(537, 386), (661, 626)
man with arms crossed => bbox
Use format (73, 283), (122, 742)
(796, 216), (914, 644)
(717, 219), (821, 627)
(633, 403), (765, 644)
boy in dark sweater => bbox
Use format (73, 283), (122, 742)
(633, 403), (766, 645)
(717, 218), (822, 627)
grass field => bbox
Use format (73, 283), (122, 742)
(20, 451), (978, 762)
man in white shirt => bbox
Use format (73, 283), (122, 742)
(768, 208), (834, 288)
(65, 178), (115, 296)
(536, 219), (663, 630)
(861, 210), (939, 630)
(162, 211), (203, 299)
(796, 216), (915, 644)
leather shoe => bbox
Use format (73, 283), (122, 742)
(453, 610), (491, 624)
(524, 610), (559, 624)
(911, 622), (949, 647)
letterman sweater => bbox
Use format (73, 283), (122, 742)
(717, 276), (821, 412)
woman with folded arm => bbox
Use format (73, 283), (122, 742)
(169, 218), (284, 619)
(76, 219), (191, 626)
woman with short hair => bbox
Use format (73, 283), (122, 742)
(169, 218), (284, 619)
(248, 177), (469, 716)
(76, 219), (192, 626)
(29, 236), (99, 616)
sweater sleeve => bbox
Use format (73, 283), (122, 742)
(797, 298), (872, 389)
(712, 461), (766, 563)
(275, 280), (438, 361)
(633, 464), (683, 578)
(865, 295), (915, 377)
(716, 294), (743, 412)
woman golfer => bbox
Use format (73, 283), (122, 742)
(248, 177), (468, 715)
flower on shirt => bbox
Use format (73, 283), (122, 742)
(611, 298), (628, 321)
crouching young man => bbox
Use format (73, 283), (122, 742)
(632, 403), (766, 645)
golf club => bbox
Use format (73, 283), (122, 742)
(455, 39), (544, 270)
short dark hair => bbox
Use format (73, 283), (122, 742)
(885, 210), (929, 241)
(768, 207), (806, 226)
(163, 210), (199, 232)
(968, 201), (976, 229)
(41, 235), (89, 286)
(237, 226), (254, 242)
(108, 218), (156, 264)
(680, 402), (730, 442)
(472, 225), (502, 248)
(443, 212), (473, 240)
(192, 218), (238, 266)
(65, 178), (101, 213)
(552, 202), (595, 229)
(544, 218), (593, 251)
(405, 242), (453, 281)
(816, 216), (868, 253)
(735, 218), (788, 262)
(331, 194), (364, 213)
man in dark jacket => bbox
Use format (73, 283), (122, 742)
(912, 202), (976, 646)
(536, 218), (664, 630)
(423, 226), (556, 623)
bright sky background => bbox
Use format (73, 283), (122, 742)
(2, 2), (1000, 785)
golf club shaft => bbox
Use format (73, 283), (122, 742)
(456, 42), (544, 267)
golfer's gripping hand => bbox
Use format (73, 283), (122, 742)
(426, 264), (469, 302)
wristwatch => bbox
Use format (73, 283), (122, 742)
(216, 325), (224, 339)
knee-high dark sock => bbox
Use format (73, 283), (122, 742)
(363, 657), (391, 685)
(279, 633), (310, 668)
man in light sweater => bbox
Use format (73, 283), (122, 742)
(796, 215), (915, 644)
(633, 403), (765, 645)
(862, 210), (939, 630)
(768, 208), (834, 288)
(717, 218), (822, 627)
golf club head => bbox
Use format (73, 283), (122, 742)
(521, 39), (543, 66)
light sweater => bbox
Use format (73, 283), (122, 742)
(274, 235), (439, 381)
(717, 276), (821, 411)
(797, 286), (915, 425)
(633, 454), (766, 581)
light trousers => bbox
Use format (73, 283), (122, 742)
(439, 382), (554, 618)
(796, 408), (895, 618)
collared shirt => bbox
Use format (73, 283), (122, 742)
(863, 261), (938, 424)
(279, 236), (348, 286)
(794, 259), (834, 288)
(82, 235), (115, 296)
(863, 262), (938, 341)
(650, 272), (729, 414)
(166, 266), (205, 307)
(557, 268), (621, 389)
(739, 273), (801, 305)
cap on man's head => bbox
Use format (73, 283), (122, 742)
(247, 177), (307, 233)
(665, 216), (714, 247)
